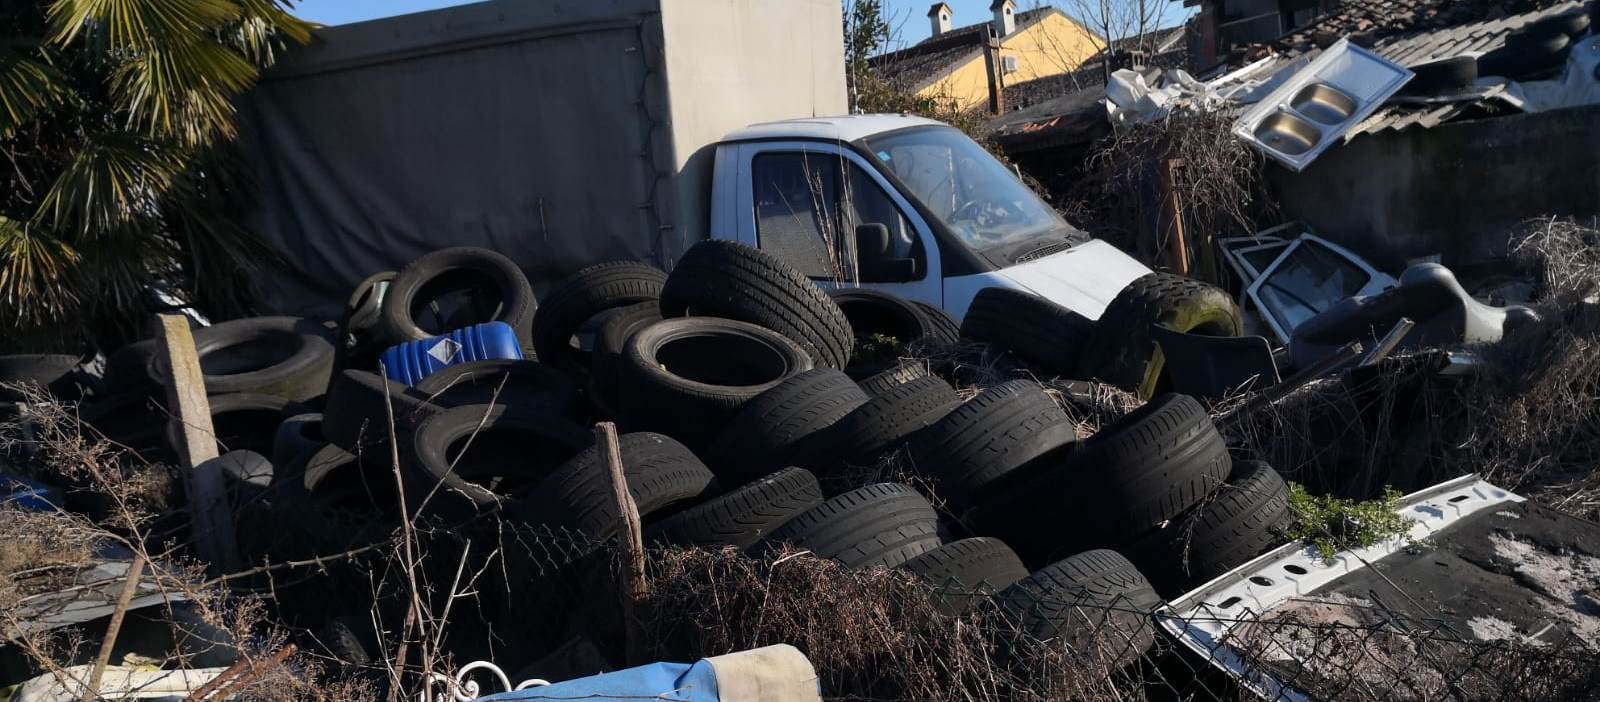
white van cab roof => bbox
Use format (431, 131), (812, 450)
(720, 114), (946, 144)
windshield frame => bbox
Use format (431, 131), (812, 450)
(856, 125), (1084, 268)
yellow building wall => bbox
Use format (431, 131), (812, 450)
(916, 11), (1105, 111)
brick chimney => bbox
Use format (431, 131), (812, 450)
(990, 0), (1016, 37)
(928, 2), (952, 37)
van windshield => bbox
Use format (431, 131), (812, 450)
(864, 126), (1083, 259)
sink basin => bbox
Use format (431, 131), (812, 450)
(1289, 83), (1357, 125)
(1253, 112), (1321, 156)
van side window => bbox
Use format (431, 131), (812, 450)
(751, 151), (922, 282)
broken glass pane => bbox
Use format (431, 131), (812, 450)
(1255, 240), (1373, 336)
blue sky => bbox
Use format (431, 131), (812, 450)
(289, 1), (1190, 46)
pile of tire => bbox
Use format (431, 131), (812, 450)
(944, 282), (1286, 595)
(5, 239), (1285, 666)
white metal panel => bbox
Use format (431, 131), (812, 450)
(983, 239), (1152, 321)
(1158, 476), (1524, 702)
(720, 114), (945, 144)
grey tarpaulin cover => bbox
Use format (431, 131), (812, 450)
(238, 1), (677, 317)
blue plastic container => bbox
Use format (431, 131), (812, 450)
(379, 321), (523, 386)
(2, 474), (61, 511)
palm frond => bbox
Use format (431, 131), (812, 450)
(68, 221), (174, 328)
(0, 215), (81, 324)
(35, 133), (182, 235)
(0, 44), (68, 139)
(158, 141), (278, 318)
(229, 0), (314, 65)
(47, 0), (240, 50)
(111, 37), (256, 145)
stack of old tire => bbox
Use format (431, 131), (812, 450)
(8, 239), (1288, 670)
(947, 279), (1291, 597)
(530, 242), (1175, 668)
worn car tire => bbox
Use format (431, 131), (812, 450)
(322, 369), (445, 456)
(645, 467), (823, 549)
(0, 354), (82, 401)
(960, 287), (1094, 377)
(101, 340), (160, 396)
(147, 316), (335, 403)
(1078, 273), (1242, 399)
(1509, 9), (1589, 43)
(81, 393), (171, 462)
(1479, 33), (1571, 78)
(907, 380), (1079, 511)
(381, 247), (537, 345)
(899, 537), (1030, 615)
(281, 443), (400, 555)
(344, 270), (397, 340)
(588, 301), (661, 421)
(1124, 459), (1290, 595)
(409, 404), (593, 522)
(827, 288), (936, 378)
(817, 375), (960, 476)
(999, 549), (1161, 667)
(856, 360), (930, 398)
(165, 393), (313, 458)
(531, 261), (667, 375)
(758, 482), (942, 569)
(913, 301), (961, 345)
(1401, 56), (1478, 95)
(969, 394), (1229, 565)
(515, 432), (719, 540)
(412, 359), (579, 417)
(660, 240), (853, 369)
(272, 413), (326, 483)
(703, 369), (870, 486)
(619, 317), (813, 447)
(1068, 393), (1230, 538)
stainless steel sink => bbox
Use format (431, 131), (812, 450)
(1253, 112), (1320, 156)
(1231, 39), (1415, 171)
(1289, 82), (1357, 125)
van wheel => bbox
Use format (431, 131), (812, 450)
(1078, 273), (1240, 399)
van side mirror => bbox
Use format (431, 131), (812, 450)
(854, 224), (919, 282)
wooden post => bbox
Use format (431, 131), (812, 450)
(81, 555), (145, 702)
(981, 26), (1005, 115)
(595, 422), (647, 663)
(155, 314), (240, 574)
(1159, 158), (1190, 276)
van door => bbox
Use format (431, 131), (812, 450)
(729, 141), (943, 306)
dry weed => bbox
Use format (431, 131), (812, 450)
(638, 545), (1135, 701)
(1078, 112), (1275, 274)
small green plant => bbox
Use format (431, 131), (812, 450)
(854, 332), (903, 365)
(1285, 482), (1415, 561)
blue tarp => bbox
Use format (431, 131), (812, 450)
(478, 658), (720, 701)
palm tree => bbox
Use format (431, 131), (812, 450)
(1, 0), (312, 350)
